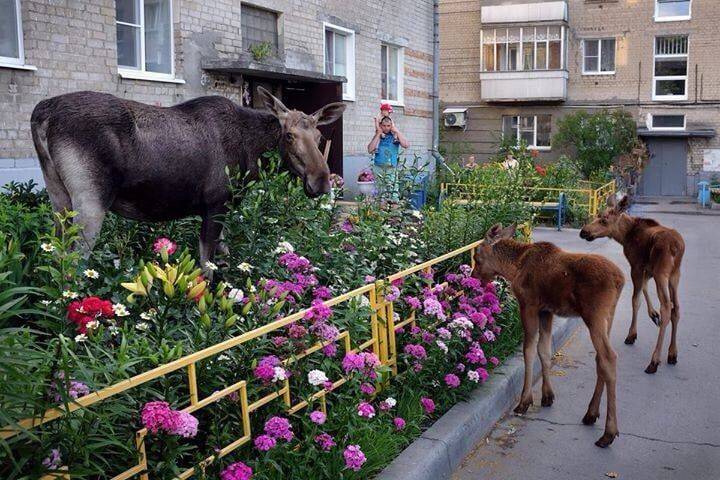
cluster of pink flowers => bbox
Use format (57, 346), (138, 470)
(264, 416), (294, 442)
(253, 355), (288, 384)
(221, 461), (253, 480)
(315, 432), (336, 451)
(393, 417), (406, 430)
(153, 237), (177, 255)
(403, 343), (427, 360)
(310, 410), (326, 425)
(357, 402), (376, 418)
(444, 373), (461, 388)
(342, 351), (380, 378)
(420, 397), (436, 414)
(141, 401), (198, 438)
(404, 295), (422, 310)
(343, 444), (367, 471)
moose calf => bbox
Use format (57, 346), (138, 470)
(472, 224), (625, 447)
(580, 195), (685, 374)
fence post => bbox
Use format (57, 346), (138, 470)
(374, 280), (390, 369)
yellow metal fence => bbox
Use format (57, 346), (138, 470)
(440, 180), (616, 217)
(2, 240), (486, 480)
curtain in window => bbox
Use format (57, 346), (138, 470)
(0, 0), (20, 59)
(144, 0), (171, 74)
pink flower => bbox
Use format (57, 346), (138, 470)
(404, 296), (421, 310)
(278, 252), (312, 272)
(141, 401), (176, 434)
(357, 402), (376, 418)
(489, 356), (500, 366)
(342, 352), (366, 373)
(323, 380), (334, 391)
(153, 237), (177, 255)
(315, 432), (336, 451)
(304, 299), (333, 322)
(483, 330), (496, 343)
(313, 286), (332, 300)
(254, 434), (276, 451)
(393, 417), (406, 431)
(444, 373), (461, 388)
(172, 410), (199, 438)
(322, 342), (338, 357)
(264, 416), (293, 442)
(386, 286), (401, 302)
(344, 444), (367, 471)
(341, 220), (354, 233)
(360, 383), (376, 396)
(42, 448), (62, 470)
(221, 461), (253, 480)
(420, 397), (435, 414)
(288, 323), (308, 338)
(477, 367), (490, 383)
(310, 410), (327, 425)
(364, 275), (376, 283)
(404, 344), (427, 360)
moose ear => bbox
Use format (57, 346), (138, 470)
(485, 223), (503, 243)
(257, 86), (289, 119)
(312, 102), (346, 126)
(500, 223), (517, 239)
(616, 195), (630, 213)
(606, 194), (617, 208)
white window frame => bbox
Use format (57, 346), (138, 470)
(582, 38), (615, 75)
(323, 22), (355, 102)
(116, 0), (184, 84)
(480, 26), (565, 72)
(649, 113), (686, 131)
(381, 43), (404, 107)
(655, 0), (691, 22)
(0, 0), (36, 71)
(502, 115), (551, 150)
(653, 35), (688, 101)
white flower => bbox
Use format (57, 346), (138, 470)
(113, 259), (121, 269)
(74, 334), (87, 343)
(83, 269), (99, 279)
(218, 354), (231, 362)
(249, 285), (257, 293)
(108, 326), (120, 336)
(135, 322), (150, 331)
(86, 320), (99, 331)
(40, 300), (52, 306)
(274, 241), (294, 254)
(204, 261), (218, 271)
(237, 262), (253, 273)
(449, 317), (473, 330)
(140, 310), (155, 320)
(393, 312), (400, 322)
(385, 397), (397, 408)
(411, 210), (423, 219)
(40, 242), (56, 252)
(228, 289), (244, 303)
(359, 296), (370, 308)
(307, 369), (329, 386)
(62, 290), (79, 299)
(436, 340), (449, 354)
(112, 303), (130, 317)
(320, 202), (333, 211)
(467, 370), (480, 383)
(272, 366), (288, 383)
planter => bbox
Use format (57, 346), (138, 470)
(357, 181), (375, 197)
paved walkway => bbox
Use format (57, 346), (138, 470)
(453, 211), (720, 480)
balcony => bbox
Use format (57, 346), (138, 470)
(479, 70), (568, 102)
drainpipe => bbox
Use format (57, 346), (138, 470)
(431, 0), (449, 174)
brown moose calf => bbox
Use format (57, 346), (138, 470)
(472, 224), (625, 447)
(580, 195), (685, 374)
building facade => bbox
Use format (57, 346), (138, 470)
(0, 0), (434, 195)
(440, 0), (720, 196)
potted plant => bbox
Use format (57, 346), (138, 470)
(357, 169), (375, 196)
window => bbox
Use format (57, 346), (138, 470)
(482, 26), (564, 72)
(502, 115), (552, 149)
(324, 23), (355, 101)
(241, 4), (279, 56)
(655, 0), (691, 21)
(116, 0), (177, 81)
(381, 44), (404, 105)
(583, 39), (615, 74)
(653, 35), (688, 100)
(0, 0), (27, 67)
(650, 114), (685, 130)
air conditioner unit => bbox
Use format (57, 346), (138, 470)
(443, 108), (467, 128)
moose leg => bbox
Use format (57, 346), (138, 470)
(646, 275), (672, 374)
(537, 311), (555, 407)
(643, 283), (660, 326)
(588, 317), (618, 448)
(514, 304), (539, 415)
(199, 209), (225, 270)
(667, 272), (681, 365)
(625, 269), (643, 344)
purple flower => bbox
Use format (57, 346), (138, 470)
(404, 343), (427, 360)
(341, 219), (354, 233)
(42, 448), (62, 470)
(357, 401), (376, 418)
(404, 296), (422, 310)
(342, 352), (366, 373)
(264, 416), (293, 441)
(444, 373), (461, 388)
(483, 330), (496, 343)
(141, 401), (176, 434)
(272, 336), (288, 347)
(393, 417), (406, 431)
(221, 461), (253, 480)
(304, 299), (333, 322)
(278, 252), (312, 272)
(254, 355), (281, 383)
(423, 297), (446, 320)
(421, 330), (435, 343)
(360, 383), (376, 395)
(466, 344), (486, 365)
(322, 342), (338, 357)
(489, 356), (500, 366)
(364, 275), (376, 283)
(459, 264), (472, 277)
(312, 321), (339, 341)
(461, 276), (484, 292)
(420, 397), (435, 414)
(477, 367), (490, 382)
(254, 434), (277, 451)
(344, 444), (367, 471)
(315, 432), (336, 451)
(310, 410), (327, 425)
(171, 410), (199, 438)
(386, 286), (401, 302)
(313, 286), (332, 300)
(288, 323), (308, 338)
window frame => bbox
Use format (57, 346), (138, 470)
(655, 0), (691, 22)
(582, 38), (616, 75)
(0, 0), (36, 70)
(323, 22), (355, 102)
(649, 113), (686, 131)
(502, 115), (552, 150)
(116, 0), (182, 84)
(653, 35), (689, 101)
(380, 43), (404, 107)
(481, 26), (565, 72)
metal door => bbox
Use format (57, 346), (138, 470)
(641, 138), (687, 196)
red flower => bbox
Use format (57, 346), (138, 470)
(530, 149), (539, 158)
(66, 296), (114, 333)
(534, 164), (547, 176)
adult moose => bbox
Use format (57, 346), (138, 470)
(30, 88), (345, 265)
(580, 195), (685, 374)
(472, 224), (624, 447)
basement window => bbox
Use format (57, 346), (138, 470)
(650, 114), (686, 130)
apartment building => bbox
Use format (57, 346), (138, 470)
(0, 0), (435, 195)
(440, 0), (720, 196)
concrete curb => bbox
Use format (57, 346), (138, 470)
(375, 316), (581, 480)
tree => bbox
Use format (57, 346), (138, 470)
(552, 109), (637, 179)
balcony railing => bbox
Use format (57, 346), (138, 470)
(479, 70), (568, 102)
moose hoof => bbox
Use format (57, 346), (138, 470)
(624, 334), (637, 345)
(582, 413), (598, 425)
(541, 393), (555, 407)
(667, 354), (678, 365)
(645, 361), (660, 374)
(649, 312), (661, 326)
(514, 401), (531, 415)
(595, 432), (618, 448)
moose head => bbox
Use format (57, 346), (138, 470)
(471, 223), (518, 284)
(579, 194), (631, 242)
(257, 86), (346, 198)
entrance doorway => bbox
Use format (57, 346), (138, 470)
(641, 138), (687, 196)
